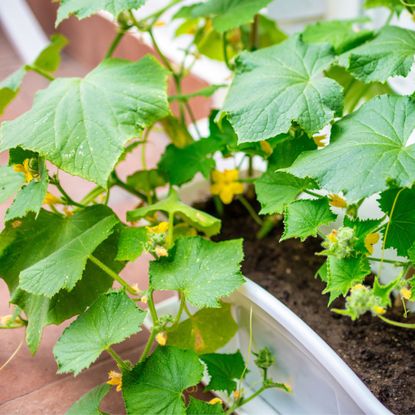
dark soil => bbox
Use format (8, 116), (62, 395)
(199, 197), (415, 415)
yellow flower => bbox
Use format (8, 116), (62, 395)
(364, 233), (380, 255)
(233, 390), (241, 399)
(147, 221), (169, 234)
(107, 371), (122, 392)
(351, 283), (366, 292)
(63, 207), (74, 217)
(208, 398), (223, 406)
(155, 246), (168, 257)
(313, 134), (327, 148)
(327, 229), (338, 243)
(329, 194), (347, 208)
(140, 295), (148, 304)
(156, 332), (167, 346)
(43, 192), (62, 206)
(400, 287), (412, 300)
(210, 169), (244, 204)
(13, 159), (34, 183)
(372, 305), (386, 315)
(260, 140), (273, 156)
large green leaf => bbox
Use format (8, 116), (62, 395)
(255, 171), (315, 215)
(54, 291), (145, 375)
(115, 226), (148, 261)
(222, 36), (342, 142)
(302, 19), (373, 54)
(66, 384), (110, 415)
(57, 0), (145, 25)
(0, 210), (122, 353)
(0, 165), (25, 203)
(18, 208), (118, 297)
(122, 346), (204, 415)
(167, 303), (238, 353)
(0, 68), (25, 116)
(150, 236), (244, 308)
(379, 187), (415, 256)
(127, 190), (221, 237)
(344, 26), (415, 82)
(364, 0), (404, 14)
(286, 95), (415, 203)
(325, 256), (371, 303)
(192, 0), (273, 33)
(0, 57), (169, 187)
(281, 198), (336, 241)
(200, 351), (245, 394)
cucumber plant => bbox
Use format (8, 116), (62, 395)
(1, 0), (415, 413)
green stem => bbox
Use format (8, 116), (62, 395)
(111, 171), (147, 201)
(147, 290), (159, 324)
(184, 100), (202, 139)
(384, 9), (394, 27)
(107, 346), (129, 370)
(166, 210), (175, 248)
(170, 294), (186, 329)
(79, 186), (105, 206)
(139, 328), (157, 363)
(137, 0), (182, 27)
(250, 14), (259, 51)
(368, 257), (409, 266)
(238, 195), (263, 226)
(222, 33), (232, 70)
(105, 29), (128, 58)
(304, 189), (321, 199)
(25, 65), (54, 81)
(51, 176), (86, 208)
(88, 255), (137, 295)
(378, 314), (415, 329)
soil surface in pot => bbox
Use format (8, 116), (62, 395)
(198, 197), (415, 415)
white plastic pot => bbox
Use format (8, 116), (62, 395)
(146, 278), (392, 415)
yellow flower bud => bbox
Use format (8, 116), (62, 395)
(351, 283), (366, 292)
(400, 287), (412, 300)
(107, 371), (122, 392)
(43, 192), (62, 206)
(313, 134), (327, 148)
(372, 305), (386, 315)
(364, 233), (380, 255)
(260, 140), (273, 155)
(327, 229), (338, 243)
(329, 194), (347, 208)
(140, 295), (148, 304)
(156, 332), (167, 346)
(233, 390), (241, 399)
(155, 246), (168, 257)
(208, 398), (222, 406)
(147, 221), (169, 234)
(13, 159), (34, 183)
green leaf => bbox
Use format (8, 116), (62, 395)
(364, 0), (404, 14)
(115, 226), (147, 261)
(167, 303), (238, 353)
(0, 57), (169, 187)
(150, 236), (244, 308)
(158, 139), (220, 186)
(343, 217), (383, 254)
(122, 346), (204, 415)
(345, 26), (415, 82)
(56, 0), (145, 25)
(379, 187), (415, 256)
(126, 169), (166, 193)
(33, 34), (68, 74)
(19, 208), (118, 297)
(192, 0), (273, 33)
(0, 210), (122, 353)
(5, 166), (48, 222)
(187, 397), (224, 415)
(54, 291), (145, 375)
(302, 19), (373, 54)
(326, 65), (393, 114)
(66, 384), (110, 415)
(324, 256), (370, 303)
(267, 132), (317, 170)
(222, 36), (342, 142)
(372, 276), (399, 307)
(255, 171), (316, 215)
(286, 95), (415, 203)
(127, 190), (221, 237)
(0, 68), (25, 116)
(201, 351), (245, 394)
(0, 165), (25, 203)
(281, 198), (336, 241)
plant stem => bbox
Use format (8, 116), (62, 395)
(106, 346), (129, 370)
(368, 257), (409, 266)
(25, 65), (54, 81)
(147, 289), (159, 324)
(88, 255), (138, 295)
(79, 186), (105, 206)
(222, 33), (232, 70)
(250, 14), (259, 51)
(105, 29), (128, 58)
(378, 314), (415, 329)
(170, 293), (186, 329)
(166, 210), (175, 248)
(304, 189), (321, 199)
(184, 100), (202, 139)
(51, 176), (86, 208)
(139, 328), (157, 363)
(111, 171), (147, 201)
(238, 195), (263, 226)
